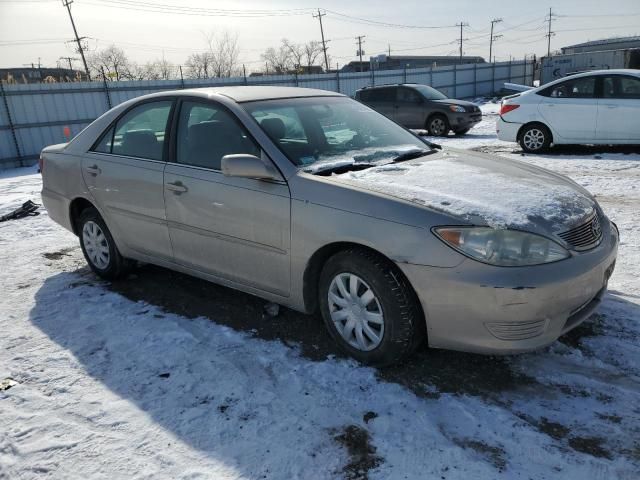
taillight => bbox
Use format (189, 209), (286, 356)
(38, 154), (44, 174)
(500, 104), (520, 116)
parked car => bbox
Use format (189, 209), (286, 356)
(41, 86), (618, 366)
(355, 83), (482, 136)
(497, 69), (640, 153)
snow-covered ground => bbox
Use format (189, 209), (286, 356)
(1, 106), (639, 479)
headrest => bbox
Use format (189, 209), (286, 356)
(260, 117), (286, 140)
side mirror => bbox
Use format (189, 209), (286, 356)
(221, 154), (280, 180)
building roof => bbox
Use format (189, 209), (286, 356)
(562, 35), (640, 50)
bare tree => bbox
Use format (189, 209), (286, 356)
(302, 41), (323, 69)
(283, 39), (303, 69)
(87, 45), (133, 81)
(185, 52), (211, 79)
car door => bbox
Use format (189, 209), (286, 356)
(83, 99), (174, 261)
(360, 88), (397, 120)
(597, 74), (640, 141)
(163, 99), (291, 296)
(538, 76), (598, 141)
(394, 87), (425, 128)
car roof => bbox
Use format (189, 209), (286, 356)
(140, 86), (345, 103)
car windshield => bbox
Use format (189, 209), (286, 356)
(242, 96), (431, 172)
(412, 85), (448, 100)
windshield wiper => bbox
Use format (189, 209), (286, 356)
(391, 148), (436, 163)
(309, 162), (376, 176)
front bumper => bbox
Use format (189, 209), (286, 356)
(449, 112), (482, 130)
(397, 219), (618, 354)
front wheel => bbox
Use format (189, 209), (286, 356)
(426, 115), (450, 137)
(318, 248), (425, 366)
(519, 124), (552, 153)
(78, 208), (131, 280)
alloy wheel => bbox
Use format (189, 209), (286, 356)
(523, 128), (545, 151)
(328, 272), (384, 351)
(82, 220), (110, 269)
(430, 117), (446, 136)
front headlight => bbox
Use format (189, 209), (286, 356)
(434, 227), (570, 266)
(448, 105), (466, 113)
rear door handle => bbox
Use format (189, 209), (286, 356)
(166, 181), (188, 194)
(85, 165), (101, 175)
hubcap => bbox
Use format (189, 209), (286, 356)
(328, 273), (384, 351)
(82, 221), (110, 269)
(523, 128), (545, 150)
(430, 118), (446, 135)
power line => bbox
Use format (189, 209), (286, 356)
(312, 9), (330, 72)
(61, 0), (91, 80)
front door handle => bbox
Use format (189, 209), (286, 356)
(166, 181), (188, 194)
(85, 165), (101, 175)
(605, 104), (618, 109)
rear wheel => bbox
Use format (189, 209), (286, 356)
(318, 248), (425, 366)
(78, 208), (131, 280)
(519, 124), (552, 153)
(426, 115), (450, 137)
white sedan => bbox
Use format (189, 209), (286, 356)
(497, 69), (640, 153)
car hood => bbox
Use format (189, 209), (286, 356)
(327, 148), (596, 233)
(433, 98), (479, 109)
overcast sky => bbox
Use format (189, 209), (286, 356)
(1, 0), (639, 71)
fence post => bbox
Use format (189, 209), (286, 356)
(403, 65), (407, 83)
(336, 69), (340, 93)
(473, 63), (477, 98)
(453, 64), (457, 98)
(101, 67), (112, 109)
(522, 57), (526, 85)
(0, 82), (22, 166)
(295, 71), (299, 87)
(429, 66), (433, 87)
(491, 62), (496, 95)
(243, 64), (248, 85)
(179, 65), (185, 89)
(508, 59), (512, 84)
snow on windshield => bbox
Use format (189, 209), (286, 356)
(301, 144), (425, 173)
(335, 151), (595, 228)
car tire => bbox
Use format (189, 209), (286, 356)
(318, 248), (425, 366)
(453, 128), (470, 136)
(519, 123), (552, 153)
(426, 115), (450, 137)
(78, 207), (131, 280)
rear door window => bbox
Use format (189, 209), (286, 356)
(108, 100), (173, 160)
(603, 75), (640, 99)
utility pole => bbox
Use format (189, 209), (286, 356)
(61, 0), (91, 81)
(388, 44), (391, 57)
(545, 7), (556, 57)
(355, 35), (366, 72)
(59, 56), (77, 71)
(489, 18), (502, 64)
(456, 22), (469, 64)
(313, 9), (330, 72)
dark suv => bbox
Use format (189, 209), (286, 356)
(355, 84), (482, 136)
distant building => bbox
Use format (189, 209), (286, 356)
(340, 55), (486, 73)
(561, 36), (640, 55)
(0, 67), (88, 84)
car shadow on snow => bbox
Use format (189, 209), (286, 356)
(29, 260), (640, 471)
(474, 143), (640, 157)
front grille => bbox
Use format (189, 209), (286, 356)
(557, 213), (602, 251)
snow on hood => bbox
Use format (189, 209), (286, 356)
(332, 150), (596, 230)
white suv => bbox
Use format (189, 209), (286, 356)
(497, 69), (640, 153)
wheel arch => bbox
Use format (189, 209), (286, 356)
(302, 241), (424, 322)
(69, 196), (97, 236)
(517, 121), (554, 144)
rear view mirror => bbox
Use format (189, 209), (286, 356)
(221, 154), (280, 180)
